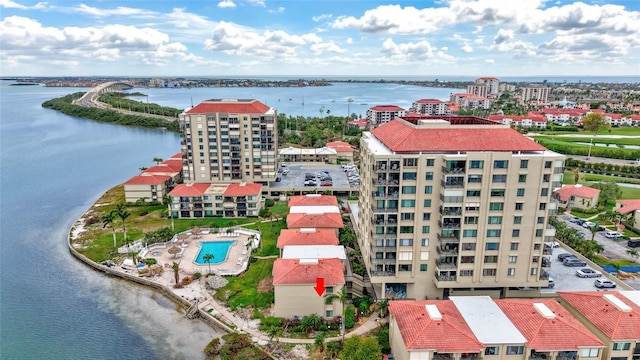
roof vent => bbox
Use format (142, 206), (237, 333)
(425, 304), (442, 320)
(300, 228), (317, 233)
(603, 294), (632, 312)
(299, 258), (319, 265)
(306, 194), (321, 198)
(533, 303), (556, 319)
(239, 182), (246, 187)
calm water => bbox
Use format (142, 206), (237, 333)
(0, 80), (456, 359)
(195, 241), (236, 265)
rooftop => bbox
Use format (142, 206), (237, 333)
(168, 183), (211, 197)
(369, 105), (405, 111)
(554, 184), (600, 201)
(450, 296), (527, 345)
(289, 205), (340, 214)
(277, 228), (339, 248)
(222, 182), (262, 197)
(286, 212), (344, 229)
(616, 199), (640, 214)
(288, 194), (338, 207)
(370, 119), (547, 153)
(124, 174), (170, 185)
(272, 258), (345, 285)
(186, 99), (272, 115)
(281, 245), (346, 260)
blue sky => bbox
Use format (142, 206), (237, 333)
(1, 0), (639, 77)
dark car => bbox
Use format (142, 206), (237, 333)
(573, 219), (587, 226)
(563, 258), (587, 267)
(628, 239), (640, 248)
(557, 253), (576, 261)
(305, 173), (316, 180)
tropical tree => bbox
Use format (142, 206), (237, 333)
(592, 181), (622, 207)
(340, 335), (382, 360)
(627, 248), (639, 263)
(609, 261), (622, 278)
(203, 253), (214, 275)
(571, 167), (580, 184)
(266, 325), (283, 343)
(101, 210), (118, 247)
(377, 299), (390, 318)
(582, 112), (609, 134)
(153, 157), (163, 164)
(115, 203), (131, 245)
(588, 222), (599, 241)
(603, 209), (625, 229)
(314, 333), (327, 352)
(139, 166), (148, 172)
(171, 261), (181, 284)
(325, 286), (348, 341)
(300, 313), (322, 333)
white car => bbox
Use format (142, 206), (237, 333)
(576, 268), (602, 278)
(582, 221), (596, 228)
(605, 231), (622, 239)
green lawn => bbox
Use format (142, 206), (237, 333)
(547, 137), (640, 146)
(214, 258), (275, 309)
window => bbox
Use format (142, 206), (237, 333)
(464, 216), (478, 224)
(399, 239), (413, 246)
(469, 160), (484, 169)
(485, 242), (499, 250)
(484, 347), (499, 355)
(518, 174), (527, 183)
(402, 172), (417, 180)
(467, 190), (481, 197)
(506, 346), (523, 355)
(512, 229), (520, 237)
(494, 160), (509, 169)
(580, 349), (599, 358)
(401, 213), (414, 221)
(400, 226), (414, 233)
(539, 203), (547, 210)
(613, 342), (631, 351)
(403, 158), (417, 167)
(420, 264), (428, 271)
(462, 243), (476, 251)
(399, 264), (412, 271)
(520, 159), (529, 168)
(326, 310), (333, 317)
(426, 159), (435, 166)
(490, 189), (505, 197)
(424, 186), (432, 194)
(402, 186), (416, 194)
(514, 216), (522, 224)
(516, 188), (525, 197)
(420, 251), (429, 260)
(530, 267), (538, 275)
(398, 251), (412, 260)
(460, 269), (474, 276)
(545, 161), (552, 169)
(484, 256), (498, 263)
(510, 242), (519, 250)
(515, 203), (524, 211)
(463, 229), (477, 238)
(489, 202), (504, 211)
(422, 213), (431, 221)
(486, 229), (501, 237)
(509, 256), (517, 263)
(468, 174), (483, 183)
(424, 199), (431, 207)
(422, 226), (430, 234)
(401, 199), (415, 208)
(541, 188), (549, 196)
(425, 172), (433, 181)
(492, 174), (507, 183)
(421, 238), (429, 246)
(461, 256), (475, 264)
(483, 269), (497, 276)
(488, 216), (502, 224)
(537, 217), (545, 224)
(326, 286), (334, 294)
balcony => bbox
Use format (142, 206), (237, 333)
(370, 258), (397, 265)
(223, 202), (235, 209)
(437, 245), (459, 257)
(438, 233), (460, 244)
(371, 245), (397, 252)
(441, 176), (465, 189)
(439, 220), (461, 229)
(440, 194), (464, 204)
(436, 259), (458, 270)
(530, 352), (551, 360)
(371, 206), (399, 213)
(435, 272), (457, 282)
(440, 206), (462, 217)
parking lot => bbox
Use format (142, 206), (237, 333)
(270, 162), (359, 189)
(541, 245), (616, 294)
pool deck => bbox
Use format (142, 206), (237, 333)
(144, 231), (255, 276)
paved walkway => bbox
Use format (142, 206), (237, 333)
(197, 277), (387, 344)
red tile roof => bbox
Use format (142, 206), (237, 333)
(168, 183), (211, 197)
(186, 99), (270, 114)
(161, 159), (183, 172)
(347, 119), (368, 128)
(370, 105), (405, 111)
(414, 99), (445, 104)
(124, 174), (170, 185)
(558, 291), (640, 340)
(272, 258), (345, 285)
(168, 152), (184, 160)
(389, 300), (484, 352)
(489, 115), (525, 121)
(326, 141), (353, 153)
(223, 182), (262, 197)
(496, 299), (604, 351)
(616, 199), (640, 214)
(288, 195), (338, 207)
(554, 185), (600, 202)
(277, 229), (339, 248)
(371, 119), (547, 153)
(286, 212), (344, 229)
(144, 164), (179, 174)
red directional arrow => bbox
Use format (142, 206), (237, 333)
(314, 277), (325, 296)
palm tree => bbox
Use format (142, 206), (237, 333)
(115, 203), (131, 245)
(203, 253), (214, 275)
(627, 248), (639, 263)
(171, 261), (180, 284)
(377, 299), (390, 318)
(325, 286), (347, 342)
(153, 157), (163, 164)
(589, 222), (599, 241)
(101, 210), (118, 247)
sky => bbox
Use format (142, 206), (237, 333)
(1, 0), (639, 77)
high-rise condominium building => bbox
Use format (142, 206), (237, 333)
(522, 85), (550, 104)
(179, 99), (278, 184)
(358, 116), (565, 300)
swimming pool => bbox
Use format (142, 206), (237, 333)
(194, 241), (235, 265)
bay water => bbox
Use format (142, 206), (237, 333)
(0, 80), (458, 359)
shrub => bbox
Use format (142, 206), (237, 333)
(85, 215), (100, 225)
(193, 272), (202, 280)
(144, 258), (157, 266)
(344, 305), (356, 329)
(265, 199), (275, 207)
(203, 338), (220, 359)
(181, 276), (193, 285)
(139, 210), (149, 216)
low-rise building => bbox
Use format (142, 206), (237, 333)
(558, 291), (640, 360)
(367, 105), (407, 127)
(410, 99), (449, 116)
(554, 184), (600, 211)
(272, 258), (345, 319)
(168, 182), (262, 218)
(123, 174), (171, 203)
(615, 199), (640, 227)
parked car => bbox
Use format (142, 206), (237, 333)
(573, 219), (587, 226)
(594, 278), (616, 288)
(282, 168), (289, 175)
(275, 177), (281, 182)
(582, 221), (596, 228)
(628, 239), (640, 248)
(569, 217), (582, 223)
(545, 278), (555, 289)
(320, 182), (333, 187)
(304, 180), (317, 186)
(605, 231), (622, 239)
(557, 253), (576, 261)
(576, 268), (602, 278)
(563, 258), (587, 267)
(552, 241), (560, 248)
(597, 225), (606, 231)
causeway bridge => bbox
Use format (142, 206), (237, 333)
(72, 81), (177, 121)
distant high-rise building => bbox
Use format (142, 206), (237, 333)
(410, 99), (449, 116)
(475, 77), (500, 95)
(179, 99), (278, 184)
(366, 105), (407, 127)
(522, 85), (550, 103)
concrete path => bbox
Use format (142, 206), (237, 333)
(197, 278), (386, 344)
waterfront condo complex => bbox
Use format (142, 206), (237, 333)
(357, 115), (566, 300)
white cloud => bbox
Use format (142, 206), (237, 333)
(461, 44), (473, 53)
(312, 13), (333, 22)
(311, 41), (346, 54)
(493, 29), (513, 44)
(331, 5), (456, 34)
(217, 1), (236, 9)
(73, 4), (155, 17)
(380, 38), (455, 63)
(0, 0), (47, 9)
(245, 0), (265, 7)
(267, 6), (285, 14)
(485, 58), (495, 64)
(346, 37), (353, 44)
